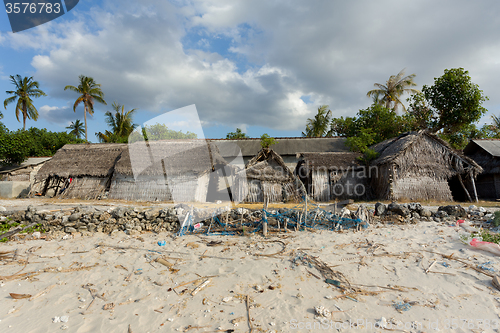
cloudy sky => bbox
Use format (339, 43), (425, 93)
(0, 0), (499, 141)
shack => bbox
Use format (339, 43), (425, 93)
(30, 144), (124, 199)
(235, 148), (306, 203)
(370, 131), (482, 201)
(295, 152), (371, 201)
(463, 139), (500, 199)
(108, 140), (233, 202)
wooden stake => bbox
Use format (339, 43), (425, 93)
(425, 259), (437, 274)
(470, 171), (479, 203)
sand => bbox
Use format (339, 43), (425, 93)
(1, 216), (500, 333)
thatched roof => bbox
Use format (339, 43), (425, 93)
(371, 131), (483, 177)
(212, 137), (349, 158)
(464, 139), (500, 174)
(115, 140), (229, 177)
(296, 152), (363, 171)
(36, 143), (125, 179)
(242, 148), (296, 182)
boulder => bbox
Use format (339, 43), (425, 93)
(419, 208), (432, 218)
(438, 205), (466, 218)
(434, 210), (448, 218)
(407, 202), (422, 212)
(387, 203), (410, 217)
(111, 207), (128, 219)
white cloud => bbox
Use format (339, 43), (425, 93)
(39, 104), (85, 124)
(3, 0), (500, 133)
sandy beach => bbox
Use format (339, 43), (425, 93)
(1, 205), (500, 333)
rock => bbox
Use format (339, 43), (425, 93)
(65, 227), (77, 233)
(387, 203), (410, 217)
(144, 209), (159, 221)
(419, 208), (432, 217)
(374, 203), (386, 216)
(407, 202), (421, 212)
(111, 207), (127, 219)
(438, 205), (466, 217)
(434, 210), (448, 218)
(68, 213), (81, 222)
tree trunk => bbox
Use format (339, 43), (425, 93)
(23, 103), (27, 130)
(84, 103), (88, 142)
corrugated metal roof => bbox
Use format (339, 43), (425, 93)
(211, 137), (349, 157)
(469, 140), (500, 157)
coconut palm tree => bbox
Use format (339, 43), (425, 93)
(96, 102), (137, 143)
(367, 69), (420, 113)
(302, 105), (332, 137)
(66, 119), (85, 139)
(3, 75), (46, 130)
(64, 75), (106, 141)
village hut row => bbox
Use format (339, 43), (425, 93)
(31, 141), (238, 203)
(25, 132), (488, 203)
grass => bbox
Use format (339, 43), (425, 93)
(0, 221), (44, 243)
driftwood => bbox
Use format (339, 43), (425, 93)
(0, 222), (39, 240)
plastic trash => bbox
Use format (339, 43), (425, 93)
(470, 238), (500, 256)
(157, 240), (166, 246)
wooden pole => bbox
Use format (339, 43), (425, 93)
(263, 197), (268, 237)
(304, 194), (308, 225)
(457, 174), (472, 202)
(470, 171), (479, 203)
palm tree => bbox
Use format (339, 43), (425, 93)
(96, 102), (137, 143)
(3, 75), (46, 130)
(367, 69), (420, 113)
(66, 119), (85, 139)
(64, 75), (106, 141)
(302, 105), (332, 137)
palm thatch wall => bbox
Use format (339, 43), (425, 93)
(31, 141), (233, 202)
(295, 152), (371, 201)
(31, 144), (124, 199)
(235, 148), (306, 203)
(108, 141), (231, 202)
(370, 131), (482, 201)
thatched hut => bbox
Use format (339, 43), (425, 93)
(295, 152), (372, 201)
(463, 139), (500, 199)
(31, 144), (124, 199)
(235, 148), (306, 203)
(370, 131), (482, 201)
(108, 140), (233, 202)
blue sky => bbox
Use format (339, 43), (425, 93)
(1, 0), (500, 142)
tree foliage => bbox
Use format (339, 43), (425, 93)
(260, 133), (278, 149)
(302, 105), (332, 137)
(128, 123), (197, 143)
(3, 75), (46, 130)
(96, 102), (138, 143)
(422, 68), (488, 134)
(0, 127), (84, 165)
(367, 69), (420, 113)
(66, 119), (85, 139)
(226, 128), (248, 139)
(64, 75), (107, 141)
